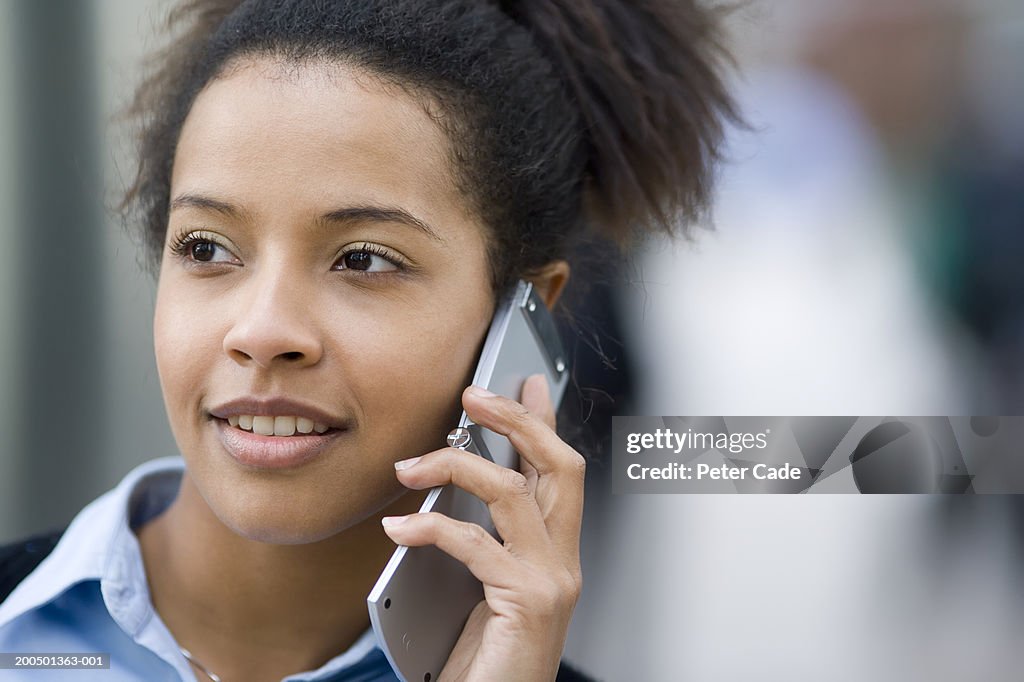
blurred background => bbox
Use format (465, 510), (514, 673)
(1, 0), (1022, 680)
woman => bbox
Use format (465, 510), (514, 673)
(0, 0), (736, 679)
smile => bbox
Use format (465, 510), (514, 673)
(214, 418), (343, 470)
(227, 414), (330, 436)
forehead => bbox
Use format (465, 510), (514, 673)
(172, 56), (472, 233)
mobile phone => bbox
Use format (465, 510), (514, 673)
(367, 280), (569, 682)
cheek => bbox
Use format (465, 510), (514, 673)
(153, 272), (220, 431)
(339, 303), (489, 454)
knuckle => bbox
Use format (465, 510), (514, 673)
(534, 577), (571, 614)
(565, 570), (583, 603)
(505, 401), (532, 428)
(523, 568), (582, 617)
(419, 512), (444, 534)
(459, 522), (490, 547)
(500, 468), (531, 497)
(571, 568), (584, 593)
(552, 571), (581, 610)
(438, 447), (461, 469)
(566, 451), (587, 478)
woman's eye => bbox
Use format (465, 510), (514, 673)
(334, 246), (400, 273)
(169, 232), (239, 266)
(189, 240), (230, 262)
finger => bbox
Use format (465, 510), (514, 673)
(393, 448), (549, 554)
(381, 512), (521, 588)
(520, 373), (557, 431)
(462, 384), (586, 557)
(461, 383), (577, 479)
(517, 374), (553, 494)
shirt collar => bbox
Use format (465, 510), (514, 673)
(0, 456), (388, 680)
(0, 455), (183, 630)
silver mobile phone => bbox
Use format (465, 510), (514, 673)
(367, 280), (569, 682)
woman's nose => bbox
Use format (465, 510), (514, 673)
(222, 272), (324, 369)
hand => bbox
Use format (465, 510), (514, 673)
(381, 373), (585, 682)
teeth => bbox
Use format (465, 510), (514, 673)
(252, 416), (275, 436)
(226, 414), (331, 436)
(274, 416), (296, 436)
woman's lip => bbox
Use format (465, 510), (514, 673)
(214, 418), (343, 470)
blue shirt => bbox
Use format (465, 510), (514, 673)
(0, 457), (399, 681)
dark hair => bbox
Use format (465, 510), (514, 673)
(121, 0), (738, 294)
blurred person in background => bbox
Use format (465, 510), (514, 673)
(564, 1), (1024, 679)
(800, 0), (1024, 413)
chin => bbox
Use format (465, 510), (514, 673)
(205, 479), (406, 546)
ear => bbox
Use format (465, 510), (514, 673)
(526, 260), (571, 309)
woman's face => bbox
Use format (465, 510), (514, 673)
(154, 57), (494, 544)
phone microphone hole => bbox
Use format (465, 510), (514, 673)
(424, 673), (432, 681)
(384, 598), (391, 609)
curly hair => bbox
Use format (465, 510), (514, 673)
(121, 0), (739, 294)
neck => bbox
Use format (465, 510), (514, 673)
(137, 471), (424, 681)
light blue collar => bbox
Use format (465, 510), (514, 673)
(0, 456), (383, 681)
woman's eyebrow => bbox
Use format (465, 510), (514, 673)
(319, 205), (446, 243)
(169, 193), (445, 243)
(170, 193), (249, 221)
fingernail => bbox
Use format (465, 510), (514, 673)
(381, 516), (409, 527)
(394, 456), (422, 471)
(469, 385), (495, 398)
